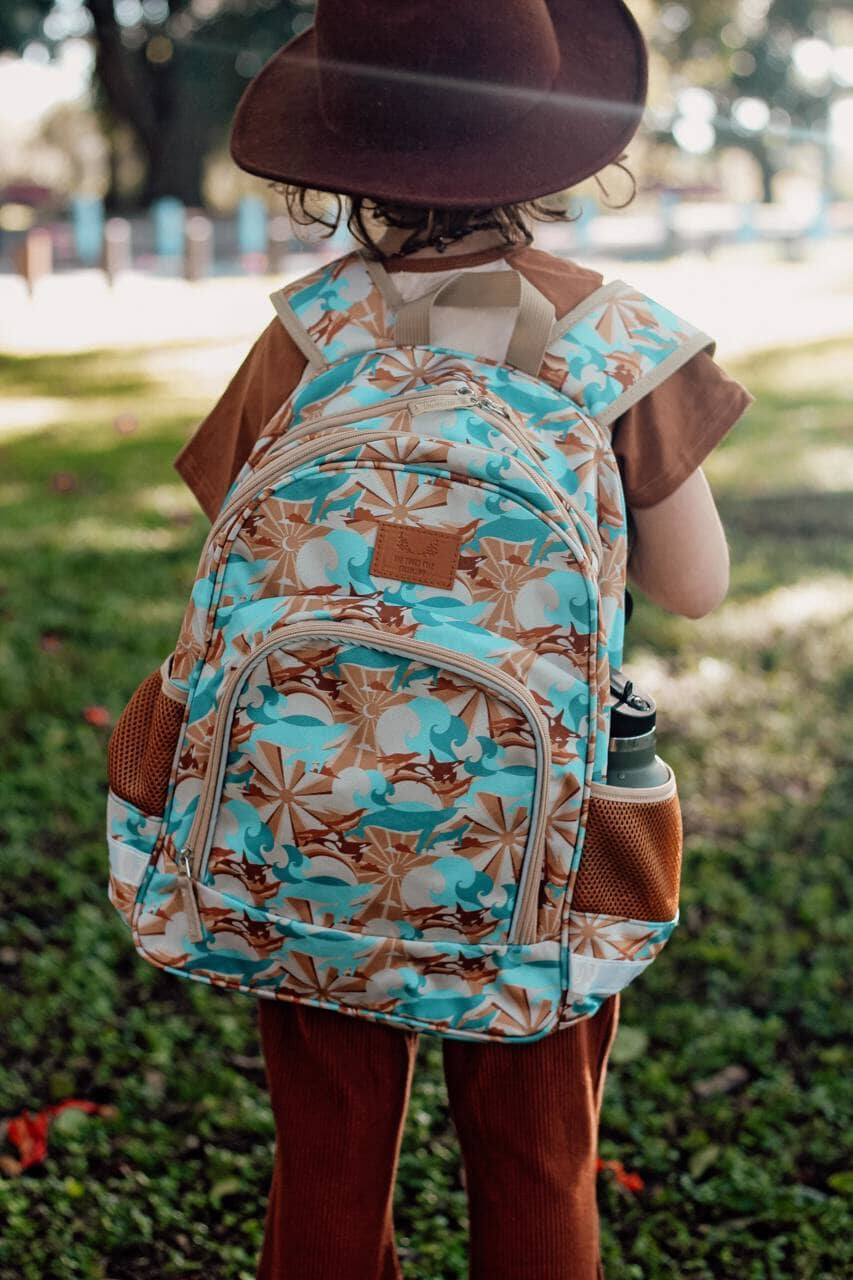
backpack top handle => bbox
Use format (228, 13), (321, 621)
(393, 269), (556, 377)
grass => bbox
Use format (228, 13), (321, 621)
(0, 333), (851, 1279)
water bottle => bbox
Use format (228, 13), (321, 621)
(606, 671), (670, 788)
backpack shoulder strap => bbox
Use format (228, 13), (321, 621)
(271, 251), (557, 377)
(542, 280), (715, 428)
(269, 250), (401, 370)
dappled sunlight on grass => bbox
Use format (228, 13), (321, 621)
(796, 446), (853, 491)
(629, 575), (849, 828)
(705, 574), (853, 642)
(703, 336), (853, 499)
(0, 343), (228, 448)
(0, 396), (69, 439)
(1, 328), (851, 1280)
(131, 484), (199, 522)
(47, 516), (191, 554)
(730, 335), (853, 396)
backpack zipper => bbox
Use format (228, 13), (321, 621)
(208, 386), (601, 565)
(177, 621), (553, 949)
(210, 388), (471, 540)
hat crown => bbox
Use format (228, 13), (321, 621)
(315, 0), (562, 149)
(229, 0), (648, 208)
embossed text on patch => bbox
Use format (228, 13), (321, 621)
(372, 523), (463, 590)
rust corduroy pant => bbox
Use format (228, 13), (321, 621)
(255, 993), (620, 1280)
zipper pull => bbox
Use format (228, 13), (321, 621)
(475, 393), (551, 462)
(474, 393), (510, 419)
(409, 390), (474, 417)
(178, 847), (205, 943)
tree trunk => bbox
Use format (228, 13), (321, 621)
(85, 0), (205, 208)
(745, 140), (776, 205)
(140, 124), (206, 208)
(758, 150), (774, 206)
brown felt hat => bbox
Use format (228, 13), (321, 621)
(230, 0), (648, 209)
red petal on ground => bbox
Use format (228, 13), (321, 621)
(6, 1111), (50, 1169)
(83, 705), (112, 727)
(596, 1157), (645, 1192)
(5, 1101), (111, 1170)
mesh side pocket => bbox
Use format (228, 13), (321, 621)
(573, 769), (683, 921)
(107, 664), (186, 817)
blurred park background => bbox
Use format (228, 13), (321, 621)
(1, 2), (852, 1278)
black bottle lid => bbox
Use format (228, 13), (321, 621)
(609, 671), (657, 739)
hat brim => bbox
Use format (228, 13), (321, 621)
(230, 0), (647, 208)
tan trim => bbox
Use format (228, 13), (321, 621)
(590, 764), (677, 804)
(547, 280), (716, 428)
(159, 652), (188, 704)
(359, 251), (404, 309)
(269, 289), (327, 371)
(548, 280), (630, 344)
(595, 329), (714, 428)
(569, 952), (655, 996)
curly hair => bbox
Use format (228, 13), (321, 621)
(272, 162), (635, 259)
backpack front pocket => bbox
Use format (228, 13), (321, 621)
(569, 765), (683, 996)
(177, 621), (552, 948)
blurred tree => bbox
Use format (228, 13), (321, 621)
(0, 0), (309, 208)
(0, 2), (53, 51)
(651, 0), (840, 201)
(1, 1), (845, 207)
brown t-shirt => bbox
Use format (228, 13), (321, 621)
(174, 243), (753, 522)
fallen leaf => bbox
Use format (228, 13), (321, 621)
(83, 705), (112, 728)
(113, 413), (138, 436)
(210, 1177), (242, 1205)
(693, 1064), (750, 1098)
(6, 1111), (49, 1169)
(38, 632), (64, 652)
(50, 472), (78, 493)
(0, 1156), (22, 1178)
(596, 1158), (645, 1192)
(144, 1069), (166, 1100)
(688, 1143), (721, 1180)
(4, 1100), (112, 1170)
(228, 1053), (265, 1072)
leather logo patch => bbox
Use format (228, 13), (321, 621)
(372, 524), (462, 590)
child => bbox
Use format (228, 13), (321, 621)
(172, 3), (752, 1277)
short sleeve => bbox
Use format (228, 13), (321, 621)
(173, 319), (307, 522)
(610, 348), (754, 509)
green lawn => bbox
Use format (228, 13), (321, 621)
(0, 335), (851, 1280)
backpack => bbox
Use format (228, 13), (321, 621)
(105, 250), (707, 1043)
